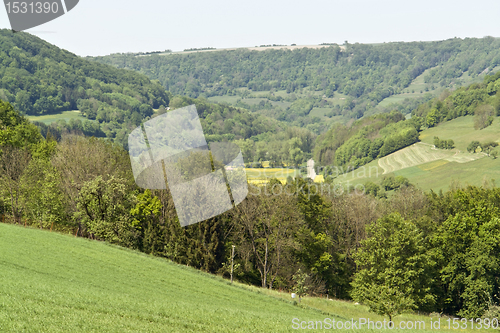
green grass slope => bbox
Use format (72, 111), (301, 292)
(26, 110), (86, 124)
(333, 116), (500, 193)
(0, 223), (331, 332)
(1, 223), (492, 333)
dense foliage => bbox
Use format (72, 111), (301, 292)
(413, 72), (500, 126)
(0, 29), (170, 146)
(93, 37), (500, 121)
(314, 110), (421, 168)
(2, 99), (500, 319)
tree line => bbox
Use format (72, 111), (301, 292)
(93, 37), (500, 121)
(1, 99), (500, 320)
(414, 71), (500, 128)
(314, 110), (421, 171)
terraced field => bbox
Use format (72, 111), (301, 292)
(378, 142), (484, 174)
(336, 116), (500, 193)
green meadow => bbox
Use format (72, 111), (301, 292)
(26, 110), (86, 124)
(333, 116), (500, 193)
(0, 223), (330, 332)
(377, 67), (499, 108)
(1, 222), (496, 333)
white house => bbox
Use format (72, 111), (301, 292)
(307, 159), (316, 180)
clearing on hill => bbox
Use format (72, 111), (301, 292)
(0, 223), (330, 332)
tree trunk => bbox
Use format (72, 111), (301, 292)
(262, 240), (268, 288)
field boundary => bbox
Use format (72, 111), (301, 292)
(377, 142), (485, 174)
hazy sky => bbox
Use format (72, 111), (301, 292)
(1, 0), (499, 56)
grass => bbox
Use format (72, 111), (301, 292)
(395, 156), (500, 193)
(332, 160), (385, 188)
(0, 223), (335, 332)
(255, 288), (499, 333)
(377, 68), (440, 107)
(26, 110), (86, 124)
(377, 66), (499, 108)
(207, 95), (241, 104)
(309, 107), (333, 118)
(377, 142), (473, 174)
(419, 115), (500, 151)
(332, 116), (500, 193)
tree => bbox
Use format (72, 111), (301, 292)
(20, 158), (65, 229)
(426, 108), (439, 127)
(467, 141), (481, 153)
(234, 194), (303, 288)
(474, 104), (494, 130)
(74, 176), (137, 246)
(130, 189), (162, 254)
(52, 136), (135, 234)
(351, 213), (434, 321)
(433, 211), (500, 318)
(434, 137), (455, 149)
(0, 146), (31, 223)
(288, 137), (304, 167)
(482, 141), (499, 156)
(292, 269), (309, 302)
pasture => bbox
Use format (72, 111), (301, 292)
(420, 115), (500, 151)
(0, 222), (495, 333)
(0, 223), (330, 332)
(377, 142), (481, 174)
(27, 110), (85, 124)
(376, 66), (498, 108)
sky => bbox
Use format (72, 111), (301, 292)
(0, 0), (499, 56)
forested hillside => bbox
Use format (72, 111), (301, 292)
(314, 111), (421, 168)
(3, 30), (499, 174)
(2, 97), (500, 319)
(0, 30), (169, 115)
(93, 37), (500, 125)
(0, 29), (170, 145)
(413, 71), (500, 126)
(0, 30), (291, 150)
(313, 71), (500, 172)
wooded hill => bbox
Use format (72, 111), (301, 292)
(92, 37), (500, 124)
(2, 31), (500, 171)
(0, 30), (289, 150)
(2, 98), (500, 319)
(0, 30), (169, 117)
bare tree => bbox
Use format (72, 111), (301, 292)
(388, 186), (429, 221)
(328, 193), (381, 257)
(0, 146), (31, 223)
(474, 104), (495, 130)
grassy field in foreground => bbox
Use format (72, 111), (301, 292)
(0, 223), (332, 333)
(1, 223), (496, 333)
(257, 288), (498, 333)
(27, 110), (86, 124)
